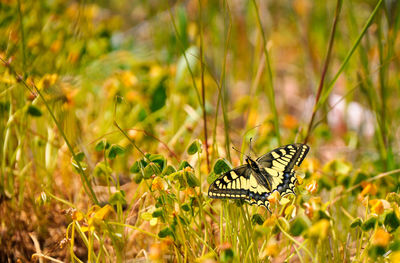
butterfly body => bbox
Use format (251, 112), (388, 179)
(208, 144), (310, 210)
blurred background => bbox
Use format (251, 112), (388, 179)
(1, 0), (399, 261)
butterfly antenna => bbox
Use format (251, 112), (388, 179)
(232, 146), (250, 159)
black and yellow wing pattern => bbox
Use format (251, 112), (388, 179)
(208, 143), (309, 210)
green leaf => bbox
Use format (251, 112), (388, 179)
(130, 161), (140, 173)
(109, 190), (127, 206)
(27, 105), (42, 117)
(207, 171), (219, 185)
(163, 165), (176, 176)
(178, 161), (192, 170)
(251, 214), (264, 225)
(150, 79), (167, 112)
(108, 144), (125, 160)
(143, 162), (161, 179)
(75, 152), (85, 162)
(187, 139), (202, 155)
(361, 215), (378, 231)
(384, 210), (400, 232)
(181, 203), (190, 212)
(158, 227), (173, 238)
(152, 209), (164, 218)
(95, 140), (108, 151)
(132, 173), (143, 184)
(213, 159), (232, 174)
(185, 171), (199, 187)
(149, 154), (166, 171)
(350, 217), (363, 228)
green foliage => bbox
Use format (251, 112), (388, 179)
(27, 105), (42, 117)
(213, 159), (232, 174)
(107, 144), (126, 160)
(187, 139), (202, 155)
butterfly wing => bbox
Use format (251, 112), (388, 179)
(256, 143), (310, 196)
(208, 165), (252, 200)
(208, 164), (273, 209)
(208, 144), (310, 211)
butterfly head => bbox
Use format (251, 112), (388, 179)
(245, 156), (257, 169)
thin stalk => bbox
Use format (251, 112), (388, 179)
(198, 0), (210, 172)
(317, 0), (384, 111)
(252, 0), (281, 145)
(221, 0), (232, 163)
(303, 0), (342, 144)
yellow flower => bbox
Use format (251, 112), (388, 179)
(72, 210), (84, 221)
(151, 177), (167, 191)
(372, 228), (390, 247)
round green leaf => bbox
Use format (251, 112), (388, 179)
(187, 139), (202, 155)
(213, 159), (232, 174)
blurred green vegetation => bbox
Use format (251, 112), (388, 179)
(1, 0), (400, 262)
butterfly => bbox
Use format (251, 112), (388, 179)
(208, 143), (310, 211)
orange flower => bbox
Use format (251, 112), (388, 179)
(296, 175), (304, 185)
(268, 191), (281, 206)
(372, 228), (390, 247)
(305, 180), (318, 194)
(360, 182), (377, 196)
(370, 199), (384, 214)
(304, 202), (314, 219)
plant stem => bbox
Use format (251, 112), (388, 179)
(198, 0), (210, 172)
(304, 0), (342, 144)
